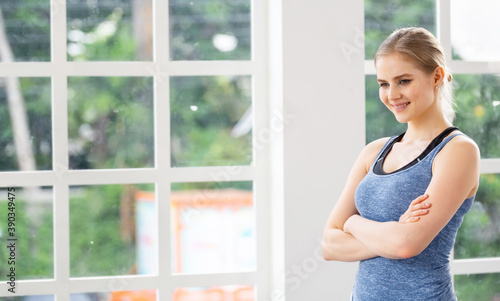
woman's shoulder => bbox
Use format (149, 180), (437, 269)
(433, 131), (481, 197)
(359, 137), (392, 171)
(363, 137), (392, 155)
(442, 131), (480, 157)
(434, 131), (480, 174)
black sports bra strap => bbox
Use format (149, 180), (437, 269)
(373, 126), (459, 175)
(428, 126), (459, 149)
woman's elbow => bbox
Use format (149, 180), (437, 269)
(321, 238), (359, 262)
(394, 236), (426, 259)
(321, 239), (336, 261)
(396, 247), (421, 259)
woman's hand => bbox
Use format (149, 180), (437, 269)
(399, 194), (431, 223)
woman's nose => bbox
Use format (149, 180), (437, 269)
(388, 86), (401, 100)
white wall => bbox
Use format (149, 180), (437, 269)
(277, 0), (366, 299)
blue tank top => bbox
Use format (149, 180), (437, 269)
(352, 133), (475, 301)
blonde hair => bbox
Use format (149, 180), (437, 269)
(374, 27), (455, 123)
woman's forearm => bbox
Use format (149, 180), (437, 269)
(344, 215), (417, 259)
(322, 227), (378, 262)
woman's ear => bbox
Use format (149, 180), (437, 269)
(433, 66), (445, 87)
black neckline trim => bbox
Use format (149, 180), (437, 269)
(373, 126), (459, 175)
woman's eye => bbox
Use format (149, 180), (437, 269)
(400, 79), (411, 85)
(379, 83), (388, 87)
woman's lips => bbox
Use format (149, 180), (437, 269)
(393, 102), (410, 112)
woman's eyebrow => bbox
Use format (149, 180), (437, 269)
(377, 73), (413, 82)
(393, 73), (413, 79)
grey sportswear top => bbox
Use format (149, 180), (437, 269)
(352, 133), (475, 301)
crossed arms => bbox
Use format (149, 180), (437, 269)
(321, 135), (479, 261)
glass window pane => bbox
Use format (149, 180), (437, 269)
(171, 181), (255, 274)
(364, 0), (436, 59)
(0, 187), (54, 280)
(365, 75), (406, 143)
(455, 174), (500, 259)
(71, 290), (156, 301)
(173, 285), (254, 301)
(67, 0), (153, 61)
(454, 74), (500, 158)
(451, 0), (500, 61)
(455, 273), (500, 301)
(169, 0), (251, 60)
(0, 77), (52, 171)
(68, 77), (154, 169)
(69, 184), (156, 277)
(1, 0), (51, 61)
(171, 76), (252, 167)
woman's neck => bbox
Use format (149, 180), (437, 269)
(403, 113), (452, 142)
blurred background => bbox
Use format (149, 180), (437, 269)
(0, 0), (499, 300)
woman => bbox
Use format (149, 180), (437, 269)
(321, 27), (480, 300)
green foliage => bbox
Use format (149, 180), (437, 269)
(169, 0), (251, 60)
(68, 76), (154, 169)
(170, 76), (252, 167)
(364, 0), (436, 59)
(454, 74), (500, 158)
(69, 184), (140, 277)
(455, 273), (500, 301)
(455, 174), (500, 259)
(0, 77), (52, 171)
(67, 5), (137, 61)
(0, 189), (53, 281)
(65, 4), (154, 170)
(2, 0), (50, 61)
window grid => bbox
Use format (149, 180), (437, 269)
(0, 0), (270, 299)
(364, 0), (500, 281)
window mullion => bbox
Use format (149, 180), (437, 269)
(450, 61), (500, 74)
(480, 159), (500, 175)
(452, 258), (500, 275)
(437, 0), (452, 63)
(51, 0), (70, 299)
(152, 0), (173, 298)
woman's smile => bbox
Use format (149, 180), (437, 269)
(392, 102), (411, 112)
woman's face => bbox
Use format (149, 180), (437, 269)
(375, 53), (439, 124)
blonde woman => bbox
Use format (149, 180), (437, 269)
(322, 27), (480, 300)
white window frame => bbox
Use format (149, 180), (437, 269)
(363, 0), (500, 283)
(0, 0), (273, 299)
(439, 0), (500, 276)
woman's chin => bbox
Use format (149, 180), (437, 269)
(393, 114), (410, 124)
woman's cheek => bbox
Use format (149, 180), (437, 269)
(379, 91), (388, 106)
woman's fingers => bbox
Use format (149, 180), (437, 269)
(399, 195), (431, 223)
(405, 194), (431, 213)
(404, 216), (420, 223)
(410, 203), (431, 215)
(405, 216), (421, 223)
(410, 194), (429, 205)
(410, 208), (429, 217)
